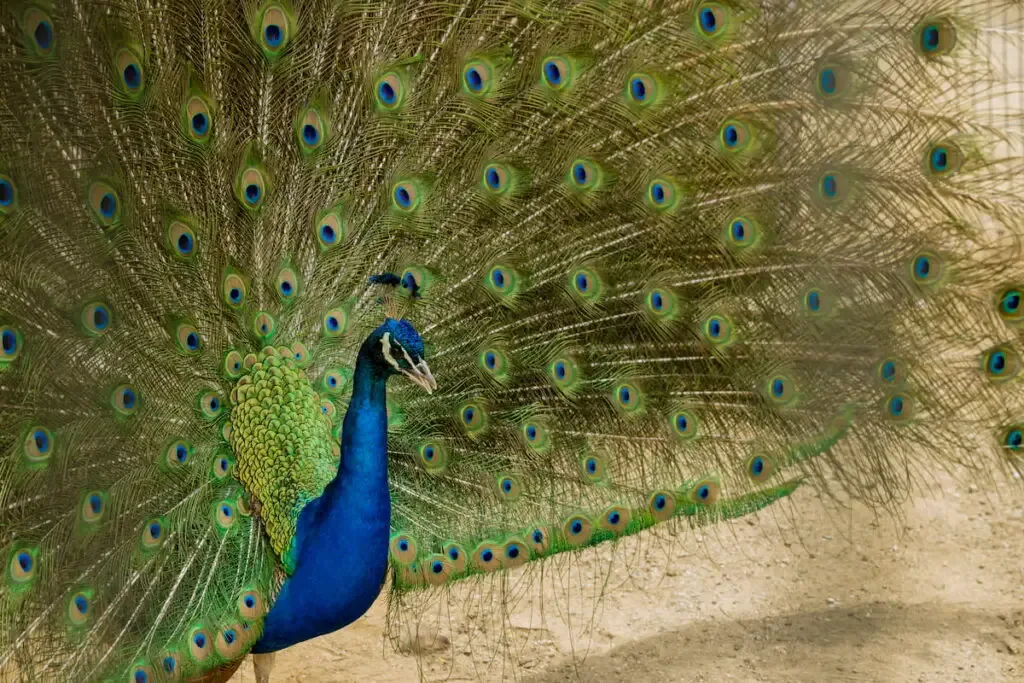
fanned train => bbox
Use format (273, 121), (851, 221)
(1, 1), (1023, 681)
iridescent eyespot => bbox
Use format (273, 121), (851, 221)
(390, 534), (418, 564)
(290, 342), (310, 367)
(199, 390), (223, 419)
(482, 164), (511, 194)
(746, 454), (775, 482)
(814, 62), (852, 100)
(884, 393), (915, 422)
(649, 491), (676, 522)
(276, 266), (300, 299)
(298, 108), (326, 152)
(8, 547), (37, 583)
(68, 591), (92, 626)
(321, 368), (349, 395)
(627, 74), (658, 106)
(696, 3), (727, 37)
(214, 501), (236, 530)
(670, 409), (699, 440)
(141, 518), (165, 549)
(112, 385), (139, 416)
(600, 506), (630, 534)
(496, 474), (521, 501)
(915, 18), (956, 57)
(528, 526), (551, 555)
(719, 120), (750, 152)
(212, 453), (232, 480)
(580, 454), (608, 484)
(876, 357), (908, 386)
(998, 287), (1023, 323)
(443, 542), (467, 572)
(174, 322), (201, 354)
(647, 178), (679, 211)
(78, 302), (111, 336)
(375, 72), (405, 110)
(316, 210), (344, 249)
(238, 167), (267, 209)
(88, 182), (121, 229)
(253, 311), (275, 339)
(189, 628), (212, 661)
(417, 440), (449, 473)
(0, 175), (16, 214)
(322, 308), (348, 337)
(702, 315), (733, 345)
(1003, 426), (1023, 454)
(1, 325), (22, 362)
(238, 588), (265, 619)
(689, 478), (720, 505)
(645, 287), (678, 319)
(472, 542), (502, 572)
(166, 221), (196, 259)
(116, 48), (144, 94)
(569, 159), (600, 190)
(612, 381), (643, 413)
(24, 8), (55, 56)
(817, 171), (850, 203)
(392, 181), (420, 211)
(185, 96), (213, 142)
(164, 441), (190, 469)
(23, 426), (52, 464)
(983, 345), (1019, 382)
(463, 59), (494, 96)
(259, 6), (291, 55)
(541, 56), (572, 90)
(80, 491), (107, 524)
(765, 374), (797, 406)
(223, 273), (247, 308)
(562, 514), (593, 546)
(549, 357), (580, 392)
(910, 251), (944, 287)
(459, 401), (487, 434)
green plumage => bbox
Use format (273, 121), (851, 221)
(1, 0), (1023, 680)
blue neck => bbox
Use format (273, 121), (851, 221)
(253, 346), (392, 653)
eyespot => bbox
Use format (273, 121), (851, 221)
(260, 6), (290, 54)
(88, 182), (121, 229)
(910, 251), (944, 287)
(925, 142), (963, 177)
(569, 159), (601, 190)
(375, 72), (405, 110)
(0, 325), (21, 363)
(189, 627), (212, 661)
(313, 212), (343, 253)
(212, 453), (233, 480)
(502, 538), (529, 569)
(214, 501), (236, 530)
(746, 454), (775, 482)
(647, 178), (679, 211)
(915, 17), (956, 57)
(141, 517), (166, 550)
(443, 542), (467, 572)
(112, 385), (139, 416)
(238, 167), (267, 209)
(528, 526), (551, 555)
(166, 220), (197, 259)
(391, 181), (420, 212)
(803, 288), (833, 316)
(600, 506), (630, 534)
(198, 390), (223, 419)
(23, 426), (52, 464)
(496, 474), (521, 502)
(549, 357), (580, 392)
(702, 315), (733, 345)
(521, 420), (551, 452)
(884, 392), (915, 422)
(719, 120), (750, 152)
(159, 652), (182, 680)
(696, 3), (728, 37)
(67, 590), (92, 627)
(816, 171), (850, 204)
(485, 264), (520, 297)
(689, 478), (720, 505)
(570, 267), (604, 302)
(670, 409), (699, 440)
(116, 48), (144, 94)
(458, 400), (487, 435)
(238, 588), (266, 619)
(173, 322), (201, 354)
(471, 542), (502, 572)
(81, 302), (112, 336)
(390, 534), (417, 564)
(541, 56), (572, 90)
(222, 273), (247, 308)
(648, 491), (676, 523)
(222, 351), (243, 380)
(479, 347), (509, 380)
(252, 311), (276, 340)
(1003, 425), (1023, 455)
(982, 345), (1019, 382)
(321, 368), (349, 396)
(612, 381), (644, 413)
(290, 342), (310, 367)
(997, 287), (1023, 323)
(627, 73), (657, 105)
(8, 547), (37, 583)
(164, 440), (191, 469)
(0, 175), (17, 214)
(645, 287), (679, 319)
(24, 8), (55, 56)
(482, 163), (511, 194)
(80, 491), (107, 524)
(765, 374), (797, 407)
(462, 59), (494, 95)
(580, 454), (608, 484)
(562, 514), (593, 547)
(185, 96), (213, 142)
(215, 624), (244, 659)
(876, 357), (909, 386)
(298, 108), (326, 152)
(814, 62), (851, 99)
(417, 440), (449, 474)
(322, 307), (348, 337)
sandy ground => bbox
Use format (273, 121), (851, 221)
(227, 472), (1024, 683)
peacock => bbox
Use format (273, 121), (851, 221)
(1, 0), (1023, 680)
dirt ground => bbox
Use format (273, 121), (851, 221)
(227, 471), (1024, 683)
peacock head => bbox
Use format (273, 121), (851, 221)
(366, 318), (436, 393)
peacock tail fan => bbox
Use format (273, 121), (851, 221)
(0, 0), (1022, 679)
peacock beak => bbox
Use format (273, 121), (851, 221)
(400, 359), (437, 394)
